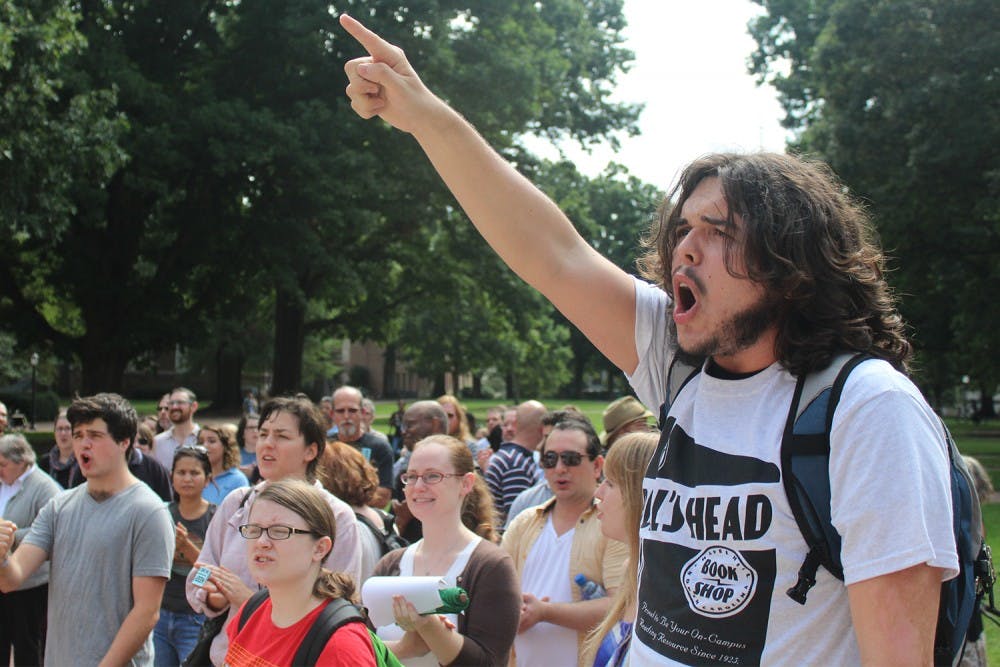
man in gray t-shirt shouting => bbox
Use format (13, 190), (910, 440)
(0, 393), (174, 666)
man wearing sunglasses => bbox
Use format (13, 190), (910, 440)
(502, 419), (628, 667)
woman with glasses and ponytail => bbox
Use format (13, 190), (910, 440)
(224, 479), (377, 666)
(368, 435), (519, 666)
(154, 445), (216, 666)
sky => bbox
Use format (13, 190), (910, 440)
(527, 0), (791, 191)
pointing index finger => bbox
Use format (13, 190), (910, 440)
(339, 13), (399, 65)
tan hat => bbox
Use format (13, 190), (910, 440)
(600, 396), (654, 446)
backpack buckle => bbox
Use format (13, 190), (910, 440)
(787, 547), (822, 605)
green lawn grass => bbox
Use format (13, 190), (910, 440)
(979, 504), (1000, 663)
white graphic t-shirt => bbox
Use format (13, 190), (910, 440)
(626, 277), (957, 666)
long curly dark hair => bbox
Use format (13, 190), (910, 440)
(638, 152), (911, 376)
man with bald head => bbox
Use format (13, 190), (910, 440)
(486, 400), (546, 521)
(333, 386), (394, 508)
(390, 400), (449, 541)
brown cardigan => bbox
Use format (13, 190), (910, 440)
(373, 539), (520, 666)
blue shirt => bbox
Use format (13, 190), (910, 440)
(202, 467), (250, 506)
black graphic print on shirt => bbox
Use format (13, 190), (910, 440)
(637, 417), (781, 665)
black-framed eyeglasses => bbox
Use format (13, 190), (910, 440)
(540, 450), (595, 469)
(400, 472), (465, 486)
(238, 524), (318, 540)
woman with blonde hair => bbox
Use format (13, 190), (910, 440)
(437, 395), (473, 446)
(587, 431), (658, 667)
(199, 423), (249, 505)
(224, 479), (377, 665)
(369, 435), (517, 665)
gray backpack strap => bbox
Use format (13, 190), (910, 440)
(783, 352), (871, 604)
(792, 351), (858, 427)
(659, 355), (703, 428)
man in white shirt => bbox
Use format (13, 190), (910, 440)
(339, 15), (955, 665)
(151, 387), (199, 470)
(502, 419), (627, 666)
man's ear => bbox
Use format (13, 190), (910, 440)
(593, 455), (605, 481)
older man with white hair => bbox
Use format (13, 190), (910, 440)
(0, 434), (70, 664)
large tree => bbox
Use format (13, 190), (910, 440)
(529, 160), (662, 397)
(2, 0), (640, 396)
(749, 0), (1000, 411)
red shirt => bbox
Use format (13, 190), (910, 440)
(225, 597), (376, 666)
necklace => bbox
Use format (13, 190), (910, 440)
(416, 542), (460, 576)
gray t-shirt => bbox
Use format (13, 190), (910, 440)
(24, 481), (174, 666)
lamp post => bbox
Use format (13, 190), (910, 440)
(30, 352), (39, 430)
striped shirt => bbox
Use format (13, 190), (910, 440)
(486, 443), (543, 520)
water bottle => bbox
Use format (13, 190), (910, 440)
(574, 573), (606, 600)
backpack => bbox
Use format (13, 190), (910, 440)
(661, 352), (996, 666)
(356, 508), (410, 557)
(238, 588), (403, 667)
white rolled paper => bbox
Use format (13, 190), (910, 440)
(362, 576), (447, 626)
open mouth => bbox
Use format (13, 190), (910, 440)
(79, 452), (93, 466)
(672, 272), (700, 318)
(677, 285), (696, 312)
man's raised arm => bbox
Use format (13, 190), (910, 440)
(340, 14), (640, 374)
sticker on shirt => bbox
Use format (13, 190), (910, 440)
(681, 546), (756, 617)
(634, 418), (779, 664)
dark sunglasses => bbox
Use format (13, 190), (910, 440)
(175, 444), (209, 460)
(137, 437), (150, 446)
(540, 450), (595, 469)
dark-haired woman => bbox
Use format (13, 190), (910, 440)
(237, 414), (259, 479)
(38, 411), (74, 488)
(199, 424), (249, 506)
(186, 396), (363, 666)
(224, 479), (377, 666)
(370, 435), (518, 666)
(154, 446), (216, 666)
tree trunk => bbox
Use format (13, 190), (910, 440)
(505, 370), (516, 401)
(272, 288), (305, 395)
(79, 338), (129, 395)
(977, 380), (997, 419)
(432, 373), (446, 397)
(383, 344), (397, 398)
(472, 374), (482, 398)
(571, 354), (586, 398)
(57, 359), (74, 397)
(214, 345), (243, 411)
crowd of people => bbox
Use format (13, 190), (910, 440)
(0, 387), (658, 667)
(0, 9), (987, 666)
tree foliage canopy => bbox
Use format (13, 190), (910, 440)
(2, 0), (649, 399)
(749, 0), (1000, 406)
